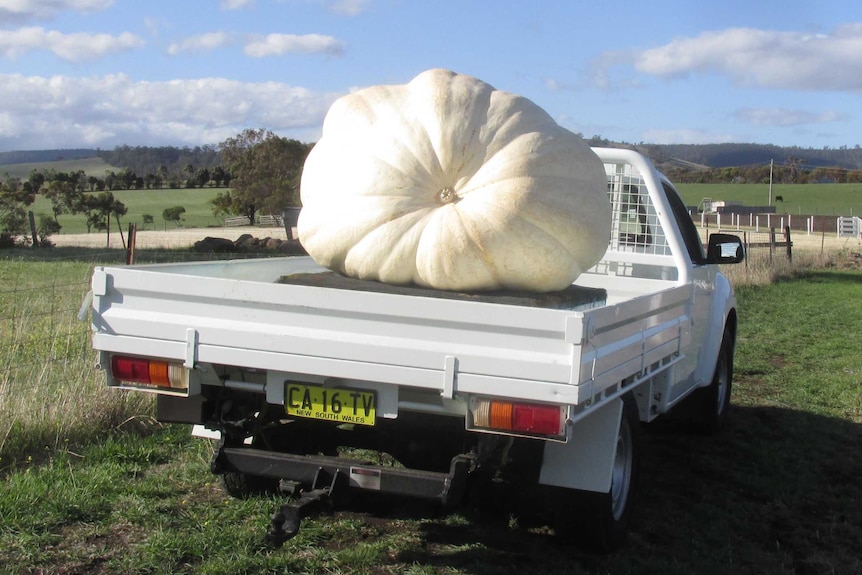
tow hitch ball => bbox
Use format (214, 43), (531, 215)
(266, 468), (346, 547)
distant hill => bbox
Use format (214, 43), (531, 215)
(2, 142), (861, 177)
(0, 145), (221, 181)
(1, 157), (119, 180)
(649, 143), (862, 170)
(0, 149), (100, 166)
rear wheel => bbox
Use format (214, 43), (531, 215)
(213, 433), (279, 499)
(577, 393), (641, 552)
(220, 469), (276, 499)
(696, 328), (733, 433)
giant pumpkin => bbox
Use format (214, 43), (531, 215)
(298, 69), (611, 292)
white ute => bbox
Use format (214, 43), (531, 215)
(88, 147), (744, 550)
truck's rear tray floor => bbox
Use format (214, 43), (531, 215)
(277, 272), (606, 310)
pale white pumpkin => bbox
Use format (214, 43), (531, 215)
(298, 68), (611, 292)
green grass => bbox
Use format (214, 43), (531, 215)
(733, 272), (862, 421)
(0, 253), (155, 469)
(1, 157), (227, 233)
(677, 182), (862, 216)
(29, 187), (225, 234)
(0, 257), (860, 574)
(0, 246), (289, 469)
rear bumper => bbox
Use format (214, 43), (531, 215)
(212, 446), (474, 507)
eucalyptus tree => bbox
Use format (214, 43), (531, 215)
(214, 128), (312, 222)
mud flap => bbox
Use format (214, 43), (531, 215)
(537, 397), (623, 493)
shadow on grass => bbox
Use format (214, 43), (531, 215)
(341, 405), (862, 575)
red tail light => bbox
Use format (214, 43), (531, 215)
(110, 355), (188, 390)
(470, 397), (566, 438)
(111, 356), (151, 383)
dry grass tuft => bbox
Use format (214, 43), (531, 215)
(722, 248), (857, 287)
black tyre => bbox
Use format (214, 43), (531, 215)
(696, 328), (733, 434)
(578, 393), (641, 552)
(219, 470), (277, 499)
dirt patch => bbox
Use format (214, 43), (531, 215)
(50, 226), (292, 250)
(50, 226), (862, 260)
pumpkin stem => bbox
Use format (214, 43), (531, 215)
(438, 187), (458, 204)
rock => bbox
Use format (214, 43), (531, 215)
(277, 240), (308, 255)
(194, 237), (236, 253)
(234, 234), (257, 250)
(194, 234), (306, 255)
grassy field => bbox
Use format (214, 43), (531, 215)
(676, 182), (862, 216)
(22, 182), (861, 241)
(3, 156), (862, 225)
(0, 248), (860, 574)
(29, 187), (226, 234)
(26, 182), (859, 239)
(0, 251), (151, 466)
(0, 155), (225, 234)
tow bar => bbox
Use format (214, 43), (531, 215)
(211, 443), (476, 546)
(266, 468), (347, 546)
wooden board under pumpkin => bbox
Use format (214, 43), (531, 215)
(277, 272), (606, 311)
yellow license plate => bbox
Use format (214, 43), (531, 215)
(285, 384), (376, 426)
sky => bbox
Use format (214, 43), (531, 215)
(0, 0), (860, 152)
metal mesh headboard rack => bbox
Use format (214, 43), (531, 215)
(588, 161), (676, 280)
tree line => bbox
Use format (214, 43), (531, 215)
(648, 142), (862, 171)
(98, 144), (221, 176)
(660, 159), (862, 185)
(0, 130), (313, 246)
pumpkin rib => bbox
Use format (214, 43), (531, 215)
(456, 187), (585, 266)
(324, 104), (462, 201)
(447, 203), (503, 287)
(343, 207), (436, 284)
(461, 173), (609, 240)
(414, 204), (502, 291)
(407, 72), (492, 192)
(367, 99), (450, 187)
(329, 85), (453, 191)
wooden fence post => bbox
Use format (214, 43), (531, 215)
(28, 210), (39, 247)
(126, 223), (137, 265)
(768, 227), (775, 265)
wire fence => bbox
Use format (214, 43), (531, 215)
(699, 226), (794, 267)
(740, 227), (793, 266)
(0, 245), (307, 462)
(0, 279), (93, 383)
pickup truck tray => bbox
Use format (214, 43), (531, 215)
(91, 256), (687, 408)
(277, 272), (607, 311)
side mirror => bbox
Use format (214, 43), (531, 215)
(706, 233), (745, 264)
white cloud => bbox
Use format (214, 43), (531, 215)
(167, 31), (234, 55)
(0, 73), (341, 150)
(0, 0), (112, 23)
(244, 33), (344, 57)
(734, 107), (844, 127)
(633, 23), (862, 91)
(220, 0), (253, 10)
(0, 27), (143, 62)
(641, 128), (738, 145)
(166, 31), (344, 57)
(276, 0), (371, 16)
(143, 17), (171, 39)
(327, 0), (369, 16)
